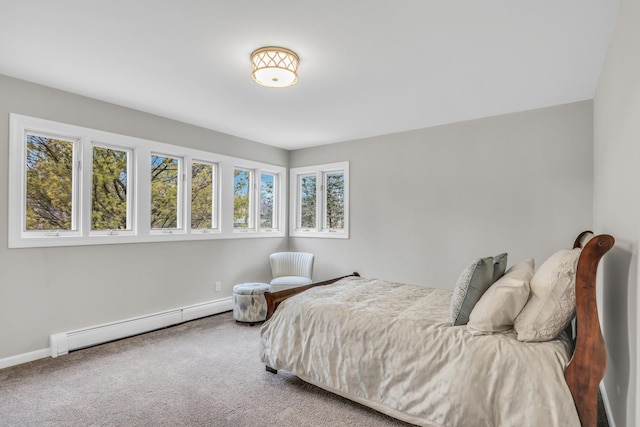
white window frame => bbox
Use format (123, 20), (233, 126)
(18, 129), (82, 238)
(290, 161), (349, 239)
(189, 159), (219, 234)
(88, 141), (135, 237)
(9, 114), (285, 248)
(233, 167), (255, 232)
(232, 165), (285, 236)
(259, 170), (279, 232)
(149, 152), (185, 235)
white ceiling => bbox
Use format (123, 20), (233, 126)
(0, 1), (619, 150)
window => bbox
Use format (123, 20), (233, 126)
(233, 167), (282, 233)
(297, 174), (316, 229)
(290, 162), (349, 238)
(150, 154), (182, 231)
(9, 114), (285, 247)
(233, 168), (253, 230)
(25, 133), (78, 234)
(324, 171), (345, 230)
(260, 172), (277, 230)
(191, 161), (217, 230)
(91, 145), (131, 232)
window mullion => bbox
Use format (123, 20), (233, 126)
(136, 147), (151, 238)
(253, 173), (258, 230)
(250, 169), (256, 230)
(79, 138), (92, 237)
(274, 173), (279, 230)
(126, 147), (135, 232)
(178, 159), (185, 230)
(212, 162), (219, 231)
(185, 157), (193, 234)
(316, 172), (323, 232)
(297, 175), (303, 230)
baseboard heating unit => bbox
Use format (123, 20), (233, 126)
(49, 297), (233, 357)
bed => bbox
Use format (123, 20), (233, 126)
(259, 231), (614, 427)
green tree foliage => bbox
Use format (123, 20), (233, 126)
(300, 175), (316, 228)
(151, 155), (179, 228)
(191, 162), (213, 229)
(325, 172), (344, 229)
(92, 146), (128, 230)
(234, 169), (250, 228)
(25, 135), (74, 231)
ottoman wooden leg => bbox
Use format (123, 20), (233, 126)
(266, 365), (278, 374)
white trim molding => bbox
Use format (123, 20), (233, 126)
(0, 348), (51, 370)
(50, 298), (233, 357)
(0, 298), (233, 369)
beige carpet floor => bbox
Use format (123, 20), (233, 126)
(0, 311), (610, 426)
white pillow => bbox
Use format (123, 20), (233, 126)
(514, 248), (581, 342)
(467, 258), (534, 335)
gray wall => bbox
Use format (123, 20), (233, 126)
(0, 73), (604, 422)
(594, 0), (639, 425)
(290, 101), (594, 290)
(0, 74), (288, 360)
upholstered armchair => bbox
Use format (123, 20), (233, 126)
(269, 252), (315, 291)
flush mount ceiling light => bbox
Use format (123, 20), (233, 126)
(250, 46), (299, 88)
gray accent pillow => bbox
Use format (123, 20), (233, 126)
(492, 253), (508, 283)
(450, 256), (495, 325)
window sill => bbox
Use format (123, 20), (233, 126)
(9, 230), (285, 248)
(289, 230), (349, 239)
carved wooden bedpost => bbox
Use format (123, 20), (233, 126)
(565, 233), (614, 427)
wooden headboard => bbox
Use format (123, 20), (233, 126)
(566, 231), (615, 427)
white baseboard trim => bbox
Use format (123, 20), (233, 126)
(50, 297), (234, 357)
(182, 298), (233, 322)
(600, 382), (616, 427)
(0, 348), (50, 370)
(0, 297), (233, 370)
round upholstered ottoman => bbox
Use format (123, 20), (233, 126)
(233, 282), (270, 325)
